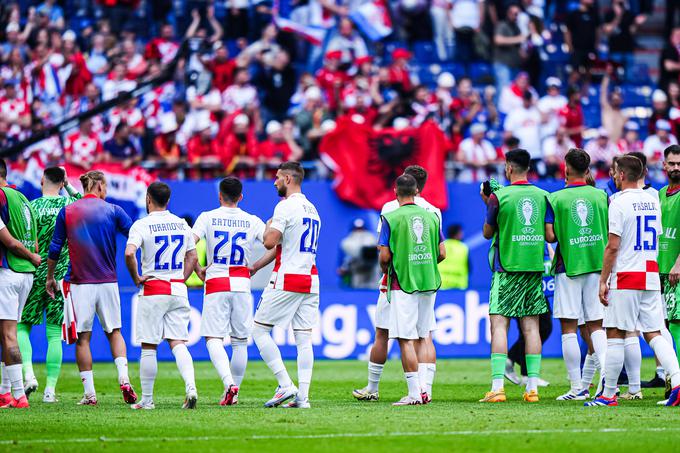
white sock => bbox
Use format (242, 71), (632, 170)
(649, 335), (680, 388)
(44, 386), (55, 396)
(624, 336), (642, 394)
(230, 338), (248, 387)
(604, 339), (625, 398)
(206, 338), (234, 389)
(526, 377), (538, 393)
(294, 331), (314, 401)
(580, 354), (597, 391)
(0, 362), (10, 394)
(172, 343), (196, 393)
(6, 364), (24, 399)
(253, 324), (292, 388)
(492, 378), (504, 392)
(367, 361), (384, 392)
(590, 329), (608, 378)
(80, 370), (96, 396)
(660, 327), (674, 377)
(140, 349), (157, 403)
(405, 371), (421, 400)
(418, 363), (428, 393)
(426, 363), (436, 396)
(657, 366), (665, 380)
(114, 357), (129, 385)
(561, 333), (582, 392)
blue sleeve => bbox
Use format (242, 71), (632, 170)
(115, 205), (133, 238)
(48, 208), (66, 261)
(545, 199), (555, 224)
(378, 217), (390, 247)
(485, 194), (499, 227)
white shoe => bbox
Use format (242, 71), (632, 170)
(556, 389), (588, 401)
(657, 399), (669, 405)
(504, 360), (521, 385)
(264, 385), (298, 408)
(352, 387), (379, 401)
(42, 391), (58, 403)
(182, 389), (198, 409)
(24, 377), (38, 399)
(537, 378), (550, 387)
(392, 395), (423, 406)
(620, 391), (643, 400)
(77, 394), (98, 406)
(131, 400), (155, 410)
(282, 397), (311, 408)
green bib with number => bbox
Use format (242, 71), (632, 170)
(659, 186), (680, 274)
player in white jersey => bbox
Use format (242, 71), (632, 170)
(586, 155), (680, 407)
(250, 162), (321, 409)
(124, 182), (199, 410)
(192, 177), (266, 406)
(353, 165), (441, 403)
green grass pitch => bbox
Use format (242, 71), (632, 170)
(3, 358), (680, 452)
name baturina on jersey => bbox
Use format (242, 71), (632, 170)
(147, 222), (188, 234)
(211, 218), (251, 228)
(632, 201), (657, 211)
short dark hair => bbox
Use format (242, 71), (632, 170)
(404, 165), (428, 192)
(447, 224), (462, 239)
(0, 158), (6, 180)
(627, 151), (647, 169)
(219, 176), (243, 203)
(43, 166), (66, 184)
(505, 148), (531, 172)
(396, 174), (418, 198)
(147, 181), (171, 207)
(504, 136), (520, 148)
(664, 144), (680, 159)
(279, 161), (304, 184)
(616, 155), (643, 182)
(564, 148), (590, 175)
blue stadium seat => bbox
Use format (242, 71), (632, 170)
(413, 41), (440, 64)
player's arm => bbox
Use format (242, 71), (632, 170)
(46, 208), (68, 297)
(599, 233), (621, 306)
(545, 199), (556, 242)
(183, 248), (198, 282)
(482, 192), (498, 240)
(377, 216), (392, 273)
(263, 219), (283, 250)
(437, 219), (446, 263)
(379, 246), (392, 275)
(115, 205), (133, 238)
(0, 227), (41, 267)
(251, 247), (277, 276)
(124, 243), (147, 287)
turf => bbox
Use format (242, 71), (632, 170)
(2, 358), (680, 452)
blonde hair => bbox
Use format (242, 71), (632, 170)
(79, 170), (106, 193)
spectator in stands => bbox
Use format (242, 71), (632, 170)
(456, 123), (499, 182)
(603, 0), (642, 70)
(255, 50), (297, 123)
(503, 91), (544, 172)
(564, 0), (601, 83)
(121, 38), (147, 80)
(585, 127), (619, 176)
(315, 51), (346, 112)
(559, 85), (584, 147)
(537, 77), (567, 140)
(63, 119), (102, 170)
(493, 4), (525, 92)
(617, 120), (643, 153)
(326, 18), (369, 67)
(62, 30), (92, 102)
(102, 61), (136, 101)
(338, 218), (379, 289)
(668, 80), (680, 109)
(452, 0), (486, 63)
(258, 120), (303, 165)
(388, 48), (414, 95)
(431, 0), (453, 61)
(240, 22), (281, 64)
(144, 23), (179, 65)
(659, 27), (680, 90)
(600, 71), (627, 142)
(296, 86), (332, 160)
(648, 89), (675, 137)
(225, 0), (250, 41)
(152, 112), (182, 170)
(187, 113), (222, 178)
(397, 0), (434, 44)
(220, 113), (258, 175)
(36, 0), (65, 30)
(0, 119), (18, 152)
(103, 122), (141, 169)
(644, 119), (678, 166)
(498, 72), (537, 115)
(0, 78), (30, 138)
(87, 33), (111, 88)
(204, 41), (236, 92)
(222, 67), (259, 114)
(543, 127), (575, 177)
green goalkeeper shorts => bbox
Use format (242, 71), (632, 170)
(661, 274), (680, 322)
(489, 271), (548, 318)
(21, 266), (64, 326)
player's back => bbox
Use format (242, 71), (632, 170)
(32, 195), (77, 257)
(609, 188), (661, 291)
(193, 206), (265, 293)
(378, 196), (441, 233)
(271, 193), (320, 294)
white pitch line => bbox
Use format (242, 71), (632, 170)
(3, 426), (680, 445)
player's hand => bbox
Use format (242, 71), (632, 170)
(135, 275), (150, 287)
(30, 253), (41, 267)
(599, 280), (609, 306)
(196, 267), (206, 282)
(46, 277), (59, 299)
(670, 262), (680, 286)
(249, 266), (259, 276)
(479, 186), (489, 205)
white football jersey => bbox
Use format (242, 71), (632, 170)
(269, 193), (321, 294)
(127, 210), (196, 298)
(192, 206), (265, 293)
(608, 188), (661, 291)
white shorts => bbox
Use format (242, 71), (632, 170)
(201, 292), (253, 339)
(554, 273), (603, 322)
(135, 295), (190, 345)
(603, 289), (665, 333)
(388, 290), (435, 340)
(70, 282), (122, 333)
(254, 288), (319, 330)
(375, 291), (390, 330)
(0, 269), (33, 321)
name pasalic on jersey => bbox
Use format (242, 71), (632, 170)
(147, 222), (187, 234)
(211, 218), (251, 228)
(632, 201), (657, 211)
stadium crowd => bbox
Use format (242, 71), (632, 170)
(0, 0), (679, 181)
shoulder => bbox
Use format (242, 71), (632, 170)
(380, 199), (399, 215)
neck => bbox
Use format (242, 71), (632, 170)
(670, 180), (680, 190)
(42, 185), (61, 196)
(85, 191), (99, 198)
(398, 196), (415, 206)
(284, 186), (302, 198)
(567, 176), (586, 185)
(621, 180), (639, 190)
(220, 201), (238, 208)
(510, 173), (528, 184)
(148, 204), (166, 213)
(0, 179), (6, 187)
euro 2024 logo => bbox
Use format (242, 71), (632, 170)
(410, 215), (429, 253)
(571, 198), (593, 235)
(516, 197), (538, 234)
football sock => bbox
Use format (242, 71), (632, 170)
(367, 361), (384, 392)
(604, 339), (624, 398)
(230, 338), (248, 387)
(171, 343), (196, 393)
(491, 353), (506, 391)
(294, 331), (314, 401)
(206, 338), (234, 388)
(580, 354), (597, 392)
(669, 322), (680, 361)
(590, 329), (608, 377)
(80, 370), (95, 396)
(525, 354), (541, 393)
(16, 323), (34, 380)
(140, 349), (157, 403)
(426, 363), (436, 396)
(624, 336), (642, 394)
(0, 362), (10, 394)
(561, 333), (581, 392)
(45, 323), (63, 391)
(6, 364), (25, 399)
(404, 371), (421, 400)
(418, 363), (428, 393)
(253, 324), (292, 388)
(114, 357), (130, 385)
(649, 335), (680, 388)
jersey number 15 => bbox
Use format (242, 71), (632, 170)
(634, 215), (657, 251)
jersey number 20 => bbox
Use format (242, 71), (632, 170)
(634, 215), (657, 251)
(154, 235), (184, 270)
(300, 218), (320, 254)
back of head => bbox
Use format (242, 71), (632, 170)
(219, 176), (243, 203)
(0, 158), (6, 181)
(396, 174), (417, 198)
(404, 165), (428, 192)
(279, 161), (304, 185)
(564, 148), (590, 176)
(505, 148), (531, 173)
(147, 181), (171, 208)
(617, 155), (643, 183)
(43, 166), (66, 185)
(447, 224), (462, 239)
(80, 170), (106, 193)
(627, 151), (647, 170)
(664, 144), (680, 159)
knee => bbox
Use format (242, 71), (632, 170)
(252, 324), (272, 342)
(294, 330), (312, 348)
(230, 337), (248, 347)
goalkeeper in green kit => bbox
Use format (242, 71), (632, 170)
(18, 167), (80, 403)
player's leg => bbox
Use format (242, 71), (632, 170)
(283, 293), (319, 409)
(579, 325), (598, 396)
(0, 319), (28, 408)
(19, 272), (48, 398)
(169, 339), (198, 409)
(16, 323), (35, 394)
(43, 285), (65, 402)
(354, 292), (390, 401)
(166, 296), (198, 409)
(480, 314), (510, 402)
(415, 292), (437, 402)
(506, 319), (524, 384)
(557, 318), (582, 399)
(229, 292), (254, 392)
(520, 315), (542, 402)
(390, 291), (422, 406)
(621, 332), (642, 399)
(134, 343), (158, 410)
(201, 293), (235, 400)
(75, 331), (98, 404)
